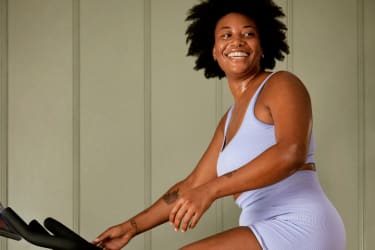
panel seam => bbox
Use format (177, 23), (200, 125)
(144, 0), (152, 249)
(0, 0), (8, 249)
(357, 0), (365, 249)
(72, 0), (81, 234)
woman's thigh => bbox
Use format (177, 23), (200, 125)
(179, 227), (262, 250)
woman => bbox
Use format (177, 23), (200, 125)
(94, 0), (346, 249)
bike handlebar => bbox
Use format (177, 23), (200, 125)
(0, 205), (101, 250)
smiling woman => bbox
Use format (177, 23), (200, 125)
(212, 13), (263, 80)
(185, 0), (289, 79)
(93, 1), (346, 250)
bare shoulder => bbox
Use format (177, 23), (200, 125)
(262, 70), (311, 102)
(267, 71), (305, 89)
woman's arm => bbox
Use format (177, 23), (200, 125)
(170, 71), (314, 232)
(93, 113), (227, 250)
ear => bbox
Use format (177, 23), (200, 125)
(212, 47), (217, 61)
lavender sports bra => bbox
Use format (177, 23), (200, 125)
(217, 72), (315, 176)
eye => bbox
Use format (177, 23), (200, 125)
(221, 33), (231, 39)
(243, 32), (255, 37)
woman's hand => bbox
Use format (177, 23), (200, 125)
(93, 220), (137, 250)
(169, 184), (215, 232)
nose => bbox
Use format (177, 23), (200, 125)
(232, 36), (245, 48)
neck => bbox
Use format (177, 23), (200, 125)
(227, 70), (264, 101)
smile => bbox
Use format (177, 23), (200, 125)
(226, 51), (249, 58)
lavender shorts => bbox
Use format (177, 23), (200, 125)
(236, 171), (346, 250)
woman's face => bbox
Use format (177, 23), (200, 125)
(213, 13), (263, 78)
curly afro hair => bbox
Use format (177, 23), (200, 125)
(185, 0), (289, 79)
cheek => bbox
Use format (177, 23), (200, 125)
(213, 44), (228, 63)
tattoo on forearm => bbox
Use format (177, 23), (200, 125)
(162, 189), (179, 204)
(130, 218), (139, 234)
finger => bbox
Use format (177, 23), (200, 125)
(102, 239), (121, 250)
(94, 233), (108, 244)
(169, 199), (184, 225)
(94, 227), (119, 244)
(173, 200), (189, 231)
(93, 240), (103, 248)
(101, 233), (131, 250)
(180, 209), (195, 232)
(189, 211), (202, 229)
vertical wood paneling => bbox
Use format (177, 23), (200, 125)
(79, 1), (145, 249)
(72, 0), (80, 233)
(0, 0), (8, 249)
(8, 1), (74, 249)
(273, 0), (289, 71)
(143, 0), (152, 248)
(357, 1), (365, 249)
(285, 0), (294, 71)
(364, 0), (375, 249)
(0, 0), (7, 214)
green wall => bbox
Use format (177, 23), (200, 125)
(0, 0), (374, 249)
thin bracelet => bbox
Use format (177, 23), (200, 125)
(130, 218), (139, 234)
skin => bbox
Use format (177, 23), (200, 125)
(93, 12), (314, 250)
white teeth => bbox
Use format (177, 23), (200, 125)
(227, 51), (248, 57)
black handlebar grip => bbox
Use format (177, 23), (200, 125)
(1, 207), (101, 250)
(29, 219), (51, 236)
(44, 217), (101, 250)
(2, 207), (81, 249)
(2, 207), (75, 248)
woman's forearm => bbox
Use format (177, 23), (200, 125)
(208, 143), (307, 201)
(129, 179), (193, 234)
